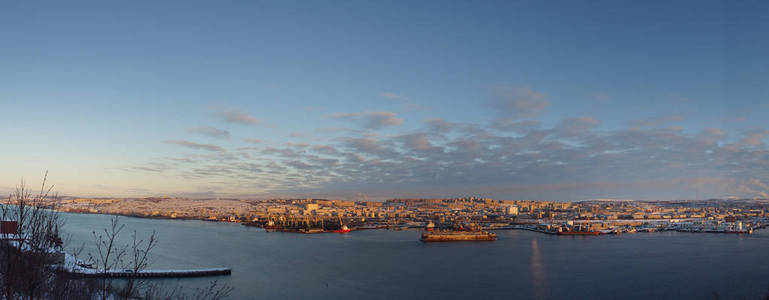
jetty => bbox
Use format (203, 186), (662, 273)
(73, 267), (231, 278)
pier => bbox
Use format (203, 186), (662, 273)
(74, 267), (231, 278)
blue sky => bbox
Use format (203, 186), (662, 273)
(1, 0), (768, 200)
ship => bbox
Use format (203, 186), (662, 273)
(334, 225), (352, 233)
(263, 220), (284, 232)
(333, 216), (352, 233)
(425, 221), (435, 231)
(421, 230), (496, 242)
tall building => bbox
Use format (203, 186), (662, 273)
(504, 205), (519, 216)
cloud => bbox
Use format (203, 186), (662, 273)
(165, 140), (225, 152)
(492, 87), (550, 119)
(129, 161), (175, 173)
(400, 133), (443, 153)
(556, 117), (601, 136)
(697, 128), (727, 145)
(186, 126), (231, 139)
(491, 119), (541, 133)
(381, 92), (428, 112)
(243, 138), (263, 143)
(217, 109), (262, 125)
(331, 111), (403, 129)
(381, 92), (407, 100)
(310, 145), (339, 155)
(590, 93), (610, 103)
(426, 119), (454, 134)
(133, 166), (164, 172)
(628, 115), (685, 128)
(736, 178), (769, 199)
(144, 103), (769, 200)
(739, 130), (769, 146)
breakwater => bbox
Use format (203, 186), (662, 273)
(74, 267), (231, 278)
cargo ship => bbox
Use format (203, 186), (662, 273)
(421, 230), (497, 242)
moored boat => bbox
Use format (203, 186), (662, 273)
(425, 221), (435, 232)
(334, 225), (352, 233)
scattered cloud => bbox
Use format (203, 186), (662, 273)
(491, 119), (541, 133)
(590, 93), (610, 103)
(137, 96), (769, 200)
(310, 145), (339, 155)
(165, 140), (225, 152)
(381, 92), (428, 112)
(628, 115), (685, 128)
(217, 109), (262, 125)
(425, 119), (454, 134)
(492, 87), (550, 119)
(331, 111), (403, 129)
(697, 128), (727, 145)
(739, 130), (769, 146)
(381, 92), (407, 100)
(133, 166), (164, 172)
(150, 116), (769, 200)
(556, 117), (601, 137)
(186, 126), (231, 139)
(129, 161), (175, 173)
(399, 133), (442, 153)
(736, 178), (769, 199)
(243, 138), (263, 143)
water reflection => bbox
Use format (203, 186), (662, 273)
(531, 239), (546, 299)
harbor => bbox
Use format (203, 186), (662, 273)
(486, 218), (769, 236)
(55, 209), (769, 300)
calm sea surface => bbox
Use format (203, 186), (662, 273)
(60, 212), (769, 300)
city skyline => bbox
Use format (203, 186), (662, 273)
(2, 0), (768, 201)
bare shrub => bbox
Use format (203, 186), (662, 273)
(1, 174), (233, 299)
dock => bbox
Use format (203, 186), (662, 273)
(74, 267), (231, 278)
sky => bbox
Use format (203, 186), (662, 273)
(1, 0), (768, 201)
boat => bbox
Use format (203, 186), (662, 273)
(421, 229), (496, 242)
(263, 220), (282, 231)
(425, 221), (435, 232)
(334, 225), (352, 233)
(333, 216), (352, 233)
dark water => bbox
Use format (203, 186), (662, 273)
(61, 212), (769, 299)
